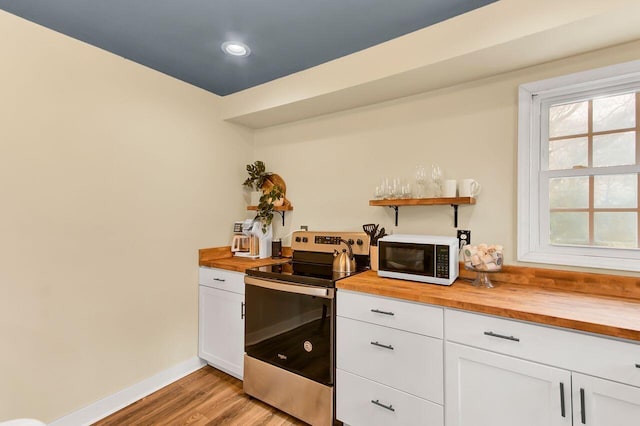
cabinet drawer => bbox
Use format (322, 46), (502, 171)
(199, 267), (244, 294)
(337, 316), (443, 403)
(337, 290), (443, 338)
(445, 309), (640, 387)
(337, 369), (443, 426)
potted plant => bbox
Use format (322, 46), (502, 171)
(254, 185), (284, 232)
(243, 160), (268, 205)
(243, 161), (288, 232)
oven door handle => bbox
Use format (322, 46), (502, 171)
(245, 276), (335, 299)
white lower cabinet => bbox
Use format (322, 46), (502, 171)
(446, 343), (640, 426)
(336, 290), (444, 426)
(338, 316), (443, 403)
(445, 309), (640, 426)
(198, 267), (245, 379)
(445, 342), (571, 426)
(337, 369), (444, 426)
(335, 291), (640, 426)
(573, 372), (640, 426)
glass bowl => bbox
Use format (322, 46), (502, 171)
(462, 244), (503, 288)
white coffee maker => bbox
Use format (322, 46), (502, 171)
(235, 219), (272, 259)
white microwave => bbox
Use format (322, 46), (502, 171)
(377, 234), (459, 285)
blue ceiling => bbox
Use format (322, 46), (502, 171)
(0, 0), (497, 96)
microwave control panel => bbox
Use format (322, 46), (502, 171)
(435, 245), (450, 278)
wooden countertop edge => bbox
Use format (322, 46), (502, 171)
(199, 246), (292, 273)
(199, 257), (291, 273)
(337, 272), (640, 342)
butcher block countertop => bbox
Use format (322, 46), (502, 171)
(337, 268), (640, 342)
(199, 246), (290, 273)
(200, 246), (640, 342)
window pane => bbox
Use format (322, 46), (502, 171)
(549, 101), (588, 137)
(549, 137), (588, 170)
(550, 177), (589, 209)
(594, 212), (637, 248)
(592, 93), (635, 132)
(550, 212), (589, 246)
(593, 132), (636, 167)
(594, 174), (637, 208)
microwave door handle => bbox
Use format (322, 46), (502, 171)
(244, 276), (334, 299)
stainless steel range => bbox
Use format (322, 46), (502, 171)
(243, 230), (369, 426)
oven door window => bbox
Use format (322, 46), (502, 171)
(379, 242), (434, 277)
(245, 283), (334, 385)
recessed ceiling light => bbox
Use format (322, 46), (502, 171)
(221, 41), (251, 57)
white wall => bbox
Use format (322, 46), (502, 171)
(255, 38), (640, 277)
(0, 11), (252, 422)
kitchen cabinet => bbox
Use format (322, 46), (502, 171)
(198, 267), (245, 379)
(446, 343), (640, 426)
(445, 342), (571, 426)
(336, 290), (444, 426)
(445, 309), (640, 426)
(572, 373), (640, 426)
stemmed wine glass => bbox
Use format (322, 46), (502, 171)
(431, 164), (442, 197)
(415, 166), (426, 198)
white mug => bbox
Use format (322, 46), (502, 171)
(442, 179), (457, 197)
(460, 179), (481, 197)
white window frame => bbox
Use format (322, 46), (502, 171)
(518, 60), (640, 272)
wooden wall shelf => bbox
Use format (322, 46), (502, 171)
(369, 197), (476, 227)
(246, 205), (293, 226)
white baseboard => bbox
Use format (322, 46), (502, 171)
(49, 357), (206, 426)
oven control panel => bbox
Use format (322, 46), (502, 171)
(315, 236), (342, 245)
(292, 231), (370, 255)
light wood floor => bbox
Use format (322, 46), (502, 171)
(93, 366), (307, 425)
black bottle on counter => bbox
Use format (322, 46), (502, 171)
(271, 239), (282, 258)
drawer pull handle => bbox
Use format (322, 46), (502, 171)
(483, 331), (520, 342)
(371, 308), (394, 316)
(636, 363), (640, 369)
(370, 341), (394, 350)
(213, 278), (226, 282)
(580, 388), (586, 424)
(559, 382), (566, 417)
(371, 399), (395, 412)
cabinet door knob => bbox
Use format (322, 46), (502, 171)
(483, 331), (520, 342)
(370, 341), (394, 350)
(370, 308), (394, 316)
(635, 363), (640, 369)
(371, 399), (395, 412)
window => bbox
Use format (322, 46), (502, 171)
(518, 61), (640, 271)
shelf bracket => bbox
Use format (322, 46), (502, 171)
(388, 206), (399, 227)
(451, 204), (459, 228)
(275, 210), (286, 226)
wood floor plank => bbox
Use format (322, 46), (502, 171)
(93, 366), (307, 426)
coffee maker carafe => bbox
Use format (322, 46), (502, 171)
(231, 221), (251, 256)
